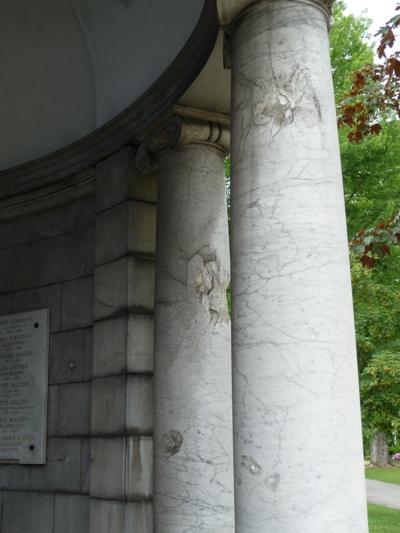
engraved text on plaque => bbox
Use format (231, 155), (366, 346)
(0, 309), (50, 464)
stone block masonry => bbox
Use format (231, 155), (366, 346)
(0, 195), (95, 532)
(89, 146), (156, 533)
(0, 149), (157, 532)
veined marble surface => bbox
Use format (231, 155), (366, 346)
(229, 1), (368, 531)
(154, 144), (235, 532)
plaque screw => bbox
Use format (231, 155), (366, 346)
(34, 323), (39, 329)
(29, 445), (35, 451)
(69, 362), (76, 370)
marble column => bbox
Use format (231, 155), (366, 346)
(218, 0), (369, 531)
(137, 114), (235, 532)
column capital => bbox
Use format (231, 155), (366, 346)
(136, 110), (230, 173)
(217, 0), (334, 27)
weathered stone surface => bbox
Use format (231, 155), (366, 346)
(371, 432), (389, 467)
(2, 492), (54, 533)
(94, 257), (154, 320)
(61, 276), (94, 331)
(90, 436), (152, 501)
(126, 436), (153, 500)
(154, 142), (234, 531)
(0, 463), (30, 490)
(85, 225), (95, 276)
(91, 374), (152, 436)
(14, 243), (40, 290)
(126, 502), (153, 532)
(15, 208), (64, 244)
(0, 244), (40, 293)
(126, 375), (153, 435)
(48, 382), (91, 436)
(127, 314), (154, 373)
(93, 317), (126, 376)
(96, 146), (157, 212)
(95, 200), (156, 265)
(13, 284), (62, 332)
(229, 1), (368, 531)
(0, 221), (17, 248)
(54, 494), (89, 533)
(80, 438), (91, 493)
(63, 196), (96, 233)
(217, 0), (332, 26)
(0, 294), (13, 316)
(91, 375), (126, 435)
(90, 438), (125, 500)
(93, 314), (154, 377)
(39, 229), (89, 286)
(10, 197), (95, 246)
(0, 248), (16, 294)
(29, 438), (82, 492)
(89, 499), (124, 533)
(49, 328), (92, 384)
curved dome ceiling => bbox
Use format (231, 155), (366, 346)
(0, 0), (206, 170)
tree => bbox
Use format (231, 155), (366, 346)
(330, 3), (400, 457)
(360, 351), (400, 465)
(331, 3), (400, 365)
(337, 3), (400, 142)
(330, 1), (374, 103)
(351, 254), (400, 374)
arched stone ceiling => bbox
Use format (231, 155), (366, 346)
(0, 0), (206, 170)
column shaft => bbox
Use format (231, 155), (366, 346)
(154, 142), (235, 531)
(230, 1), (368, 531)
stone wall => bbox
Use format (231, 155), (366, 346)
(0, 194), (94, 532)
(89, 147), (156, 533)
(0, 146), (156, 532)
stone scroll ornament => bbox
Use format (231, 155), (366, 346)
(135, 114), (230, 173)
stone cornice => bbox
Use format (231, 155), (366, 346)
(136, 111), (230, 173)
(0, 167), (95, 222)
(217, 0), (334, 27)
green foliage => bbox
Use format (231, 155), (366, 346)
(329, 3), (400, 449)
(330, 3), (400, 382)
(330, 1), (373, 103)
(360, 351), (400, 441)
(351, 250), (400, 373)
(342, 121), (400, 239)
(336, 2), (400, 143)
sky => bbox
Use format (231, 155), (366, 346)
(345, 0), (395, 36)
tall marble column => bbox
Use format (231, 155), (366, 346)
(218, 1), (369, 531)
(137, 114), (235, 532)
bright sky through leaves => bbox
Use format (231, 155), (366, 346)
(345, 0), (395, 36)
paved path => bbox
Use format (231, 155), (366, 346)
(366, 479), (400, 509)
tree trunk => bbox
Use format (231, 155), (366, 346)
(370, 432), (389, 467)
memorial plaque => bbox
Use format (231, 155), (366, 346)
(0, 309), (49, 464)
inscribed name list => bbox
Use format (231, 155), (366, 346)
(0, 309), (49, 464)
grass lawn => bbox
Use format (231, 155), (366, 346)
(365, 466), (400, 485)
(368, 504), (400, 532)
